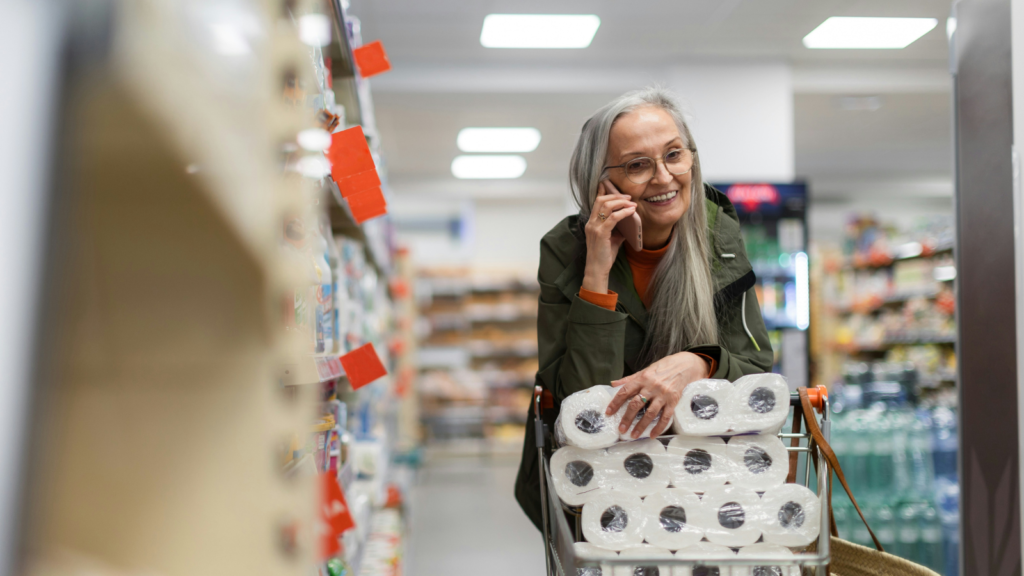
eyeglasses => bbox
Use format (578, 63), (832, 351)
(603, 148), (694, 185)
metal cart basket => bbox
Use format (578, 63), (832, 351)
(533, 385), (833, 576)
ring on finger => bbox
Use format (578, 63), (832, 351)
(637, 394), (648, 404)
(599, 212), (607, 221)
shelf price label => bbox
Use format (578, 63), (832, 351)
(327, 126), (379, 197)
(317, 473), (355, 559)
(353, 40), (392, 78)
(340, 343), (388, 390)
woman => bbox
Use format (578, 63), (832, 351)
(515, 87), (774, 530)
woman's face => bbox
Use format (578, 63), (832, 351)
(604, 106), (692, 244)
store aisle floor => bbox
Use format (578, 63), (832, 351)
(408, 451), (545, 576)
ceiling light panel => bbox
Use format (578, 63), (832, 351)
(480, 14), (601, 49)
(451, 155), (527, 179)
(457, 128), (541, 153)
(803, 17), (938, 49)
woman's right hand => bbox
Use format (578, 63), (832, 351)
(582, 180), (637, 294)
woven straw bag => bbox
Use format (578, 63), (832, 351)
(792, 388), (941, 576)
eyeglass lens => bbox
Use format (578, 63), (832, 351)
(624, 149), (691, 184)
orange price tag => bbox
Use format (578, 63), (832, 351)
(317, 474), (354, 559)
(340, 343), (388, 390)
(346, 187), (387, 224)
(352, 40), (392, 78)
(327, 126), (375, 185)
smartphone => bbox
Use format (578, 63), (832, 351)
(615, 211), (643, 251)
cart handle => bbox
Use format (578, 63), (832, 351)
(790, 385), (828, 414)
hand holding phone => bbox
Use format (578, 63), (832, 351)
(603, 180), (643, 251)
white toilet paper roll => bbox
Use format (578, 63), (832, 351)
(759, 484), (821, 547)
(615, 545), (675, 576)
(692, 485), (765, 547)
(672, 379), (735, 436)
(575, 542), (619, 576)
(729, 374), (791, 435)
(551, 446), (609, 506)
(734, 543), (800, 576)
(618, 399), (674, 441)
(582, 491), (646, 550)
(666, 436), (733, 492)
(559, 386), (624, 449)
(725, 435), (790, 490)
(674, 542), (737, 576)
(640, 488), (704, 550)
(605, 438), (671, 496)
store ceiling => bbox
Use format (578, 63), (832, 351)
(354, 0), (955, 202)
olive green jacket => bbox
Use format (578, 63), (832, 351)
(514, 184), (774, 531)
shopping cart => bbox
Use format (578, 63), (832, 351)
(533, 384), (833, 576)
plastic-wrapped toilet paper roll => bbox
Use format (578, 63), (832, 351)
(605, 438), (671, 496)
(666, 436), (733, 492)
(558, 386), (623, 449)
(759, 484), (821, 547)
(551, 446), (609, 506)
(672, 379), (735, 436)
(575, 542), (619, 576)
(582, 491), (646, 550)
(693, 485), (765, 547)
(614, 545), (675, 576)
(734, 543), (800, 576)
(730, 373), (791, 435)
(725, 435), (790, 490)
(640, 488), (704, 550)
(674, 542), (737, 576)
(618, 399), (674, 441)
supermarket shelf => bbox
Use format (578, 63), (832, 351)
(284, 353), (346, 385)
(467, 341), (539, 358)
(837, 289), (944, 315)
(842, 333), (957, 352)
(842, 243), (954, 271)
(325, 0), (367, 128)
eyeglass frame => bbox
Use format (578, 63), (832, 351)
(601, 148), (697, 184)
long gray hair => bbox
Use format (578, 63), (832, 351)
(569, 87), (718, 366)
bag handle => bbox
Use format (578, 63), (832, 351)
(797, 387), (885, 552)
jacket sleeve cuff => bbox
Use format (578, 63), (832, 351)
(578, 288), (619, 311)
(569, 294), (629, 325)
(692, 353), (718, 378)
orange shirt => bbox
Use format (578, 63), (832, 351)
(578, 241), (717, 376)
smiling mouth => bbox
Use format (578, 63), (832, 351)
(644, 190), (677, 203)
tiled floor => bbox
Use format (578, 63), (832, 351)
(407, 452), (546, 575)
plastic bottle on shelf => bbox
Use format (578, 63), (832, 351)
(931, 406), (958, 481)
(918, 501), (944, 572)
(936, 476), (960, 576)
(895, 501), (921, 564)
(848, 414), (872, 495)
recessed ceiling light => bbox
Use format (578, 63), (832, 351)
(457, 128), (541, 153)
(480, 14), (601, 49)
(451, 155), (527, 179)
(803, 17), (938, 49)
